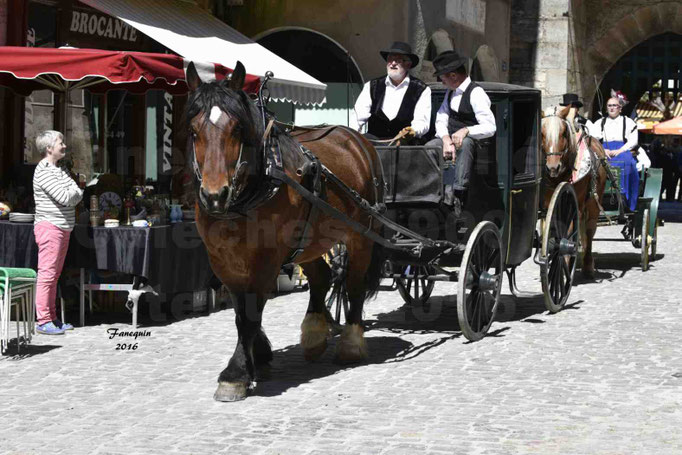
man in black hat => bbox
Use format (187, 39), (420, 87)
(352, 41), (431, 142)
(560, 93), (588, 128)
(426, 50), (495, 213)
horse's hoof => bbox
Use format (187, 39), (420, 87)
(582, 268), (595, 279)
(335, 324), (368, 364)
(213, 382), (249, 402)
(301, 312), (330, 361)
(303, 340), (328, 362)
(255, 364), (272, 381)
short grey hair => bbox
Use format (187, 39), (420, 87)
(35, 130), (64, 157)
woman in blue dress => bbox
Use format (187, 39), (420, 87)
(588, 91), (639, 211)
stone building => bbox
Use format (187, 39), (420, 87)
(214, 0), (512, 124)
(511, 0), (682, 114)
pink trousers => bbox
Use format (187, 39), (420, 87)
(34, 221), (71, 325)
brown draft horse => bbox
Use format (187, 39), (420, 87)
(186, 63), (384, 401)
(541, 105), (607, 278)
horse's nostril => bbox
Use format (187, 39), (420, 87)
(218, 185), (229, 202)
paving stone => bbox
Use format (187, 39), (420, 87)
(1, 224), (681, 453)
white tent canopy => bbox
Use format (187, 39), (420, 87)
(80, 0), (327, 105)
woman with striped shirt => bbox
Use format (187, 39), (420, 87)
(32, 130), (84, 335)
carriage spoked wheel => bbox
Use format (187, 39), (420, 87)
(325, 243), (349, 328)
(457, 221), (503, 342)
(640, 208), (650, 271)
(541, 182), (579, 313)
(396, 265), (436, 308)
(651, 217), (658, 261)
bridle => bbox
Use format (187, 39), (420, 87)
(191, 71), (276, 216)
(543, 114), (573, 157)
(191, 129), (249, 207)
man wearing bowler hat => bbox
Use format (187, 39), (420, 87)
(352, 41), (431, 142)
(426, 50), (495, 214)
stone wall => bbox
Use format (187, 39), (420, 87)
(512, 0), (682, 111)
(223, 0), (510, 84)
(578, 0), (682, 113)
(510, 0), (571, 108)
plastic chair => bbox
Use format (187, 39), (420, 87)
(0, 267), (37, 354)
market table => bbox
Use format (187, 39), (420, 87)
(0, 220), (215, 327)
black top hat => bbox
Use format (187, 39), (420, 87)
(560, 93), (583, 108)
(380, 41), (420, 67)
(432, 50), (468, 77)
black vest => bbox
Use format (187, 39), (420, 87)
(367, 76), (427, 139)
(447, 81), (480, 135)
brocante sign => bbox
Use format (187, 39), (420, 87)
(69, 10), (138, 43)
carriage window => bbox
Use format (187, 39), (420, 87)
(511, 100), (538, 180)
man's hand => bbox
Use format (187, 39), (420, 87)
(399, 126), (416, 139)
(451, 127), (469, 149)
(442, 136), (456, 161)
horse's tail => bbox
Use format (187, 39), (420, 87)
(364, 238), (385, 301)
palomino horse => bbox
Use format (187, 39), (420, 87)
(541, 105), (607, 278)
(186, 63), (384, 401)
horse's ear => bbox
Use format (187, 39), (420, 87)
(186, 62), (201, 92)
(229, 61), (246, 91)
(566, 107), (577, 125)
(557, 105), (571, 119)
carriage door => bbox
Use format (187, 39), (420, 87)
(506, 97), (541, 266)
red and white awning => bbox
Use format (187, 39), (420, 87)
(79, 0), (327, 105)
(0, 46), (261, 95)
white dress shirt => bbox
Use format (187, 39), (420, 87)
(588, 115), (638, 151)
(351, 75), (432, 137)
(435, 77), (496, 140)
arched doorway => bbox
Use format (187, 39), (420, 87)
(254, 27), (363, 126)
(592, 32), (682, 118)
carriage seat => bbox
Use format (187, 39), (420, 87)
(375, 145), (443, 205)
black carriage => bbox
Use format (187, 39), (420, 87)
(328, 82), (580, 341)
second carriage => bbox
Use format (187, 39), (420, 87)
(328, 82), (581, 341)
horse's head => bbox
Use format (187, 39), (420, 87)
(186, 62), (263, 215)
(541, 105), (576, 178)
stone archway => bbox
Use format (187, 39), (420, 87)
(579, 2), (682, 113)
(471, 45), (502, 83)
(591, 32), (682, 118)
(252, 27), (363, 126)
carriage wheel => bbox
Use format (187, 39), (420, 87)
(457, 221), (503, 342)
(640, 208), (650, 271)
(650, 217), (658, 261)
(396, 265), (436, 308)
(541, 182), (579, 313)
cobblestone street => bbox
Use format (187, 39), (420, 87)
(2, 222), (681, 455)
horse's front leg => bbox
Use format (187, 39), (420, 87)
(214, 292), (266, 402)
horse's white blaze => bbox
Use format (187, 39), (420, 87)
(209, 106), (223, 125)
